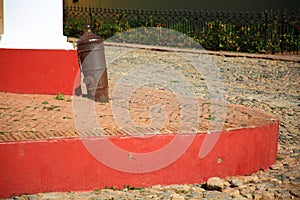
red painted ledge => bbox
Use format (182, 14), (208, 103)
(0, 122), (279, 198)
(0, 48), (80, 95)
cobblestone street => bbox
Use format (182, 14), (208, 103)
(1, 45), (299, 199)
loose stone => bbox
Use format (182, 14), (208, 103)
(222, 187), (240, 196)
(232, 195), (248, 200)
(244, 175), (259, 183)
(290, 176), (300, 186)
(203, 191), (232, 200)
(206, 177), (225, 191)
(230, 178), (244, 187)
(170, 194), (185, 200)
(290, 189), (300, 198)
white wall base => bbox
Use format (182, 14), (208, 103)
(0, 35), (73, 50)
(0, 0), (73, 50)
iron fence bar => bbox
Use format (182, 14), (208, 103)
(63, 6), (299, 54)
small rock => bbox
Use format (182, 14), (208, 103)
(293, 149), (300, 153)
(270, 178), (282, 184)
(283, 163), (290, 168)
(224, 181), (231, 188)
(232, 195), (248, 200)
(266, 183), (275, 188)
(79, 192), (94, 196)
(261, 191), (275, 199)
(146, 194), (159, 199)
(206, 177), (225, 191)
(290, 189), (300, 198)
(20, 194), (41, 200)
(254, 183), (267, 191)
(189, 196), (203, 200)
(40, 193), (63, 199)
(285, 169), (299, 178)
(290, 176), (300, 186)
(270, 162), (283, 170)
(252, 192), (263, 200)
(171, 194), (185, 200)
(242, 193), (253, 199)
(280, 173), (288, 181)
(244, 175), (259, 183)
(194, 187), (206, 193)
(172, 184), (190, 194)
(203, 191), (232, 200)
(239, 187), (254, 199)
(151, 184), (163, 191)
(222, 187), (240, 196)
(230, 178), (244, 187)
(275, 190), (291, 199)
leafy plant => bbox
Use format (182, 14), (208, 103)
(55, 93), (65, 101)
(206, 115), (216, 121)
(63, 9), (299, 54)
(63, 17), (85, 37)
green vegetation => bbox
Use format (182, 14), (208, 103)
(55, 93), (65, 101)
(64, 9), (299, 54)
(43, 105), (60, 111)
(206, 115), (216, 121)
(123, 184), (144, 191)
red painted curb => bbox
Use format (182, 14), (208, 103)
(0, 48), (80, 95)
(0, 122), (279, 198)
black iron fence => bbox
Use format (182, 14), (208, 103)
(64, 7), (299, 54)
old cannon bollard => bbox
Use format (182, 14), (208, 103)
(77, 25), (109, 103)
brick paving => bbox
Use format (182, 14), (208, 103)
(0, 84), (275, 142)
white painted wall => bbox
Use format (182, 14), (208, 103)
(0, 0), (73, 49)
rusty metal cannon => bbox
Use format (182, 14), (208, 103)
(77, 25), (109, 103)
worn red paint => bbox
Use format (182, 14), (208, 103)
(0, 122), (279, 198)
(0, 48), (80, 95)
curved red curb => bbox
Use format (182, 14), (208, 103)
(0, 121), (279, 198)
(0, 48), (80, 95)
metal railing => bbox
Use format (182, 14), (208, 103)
(64, 7), (299, 54)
